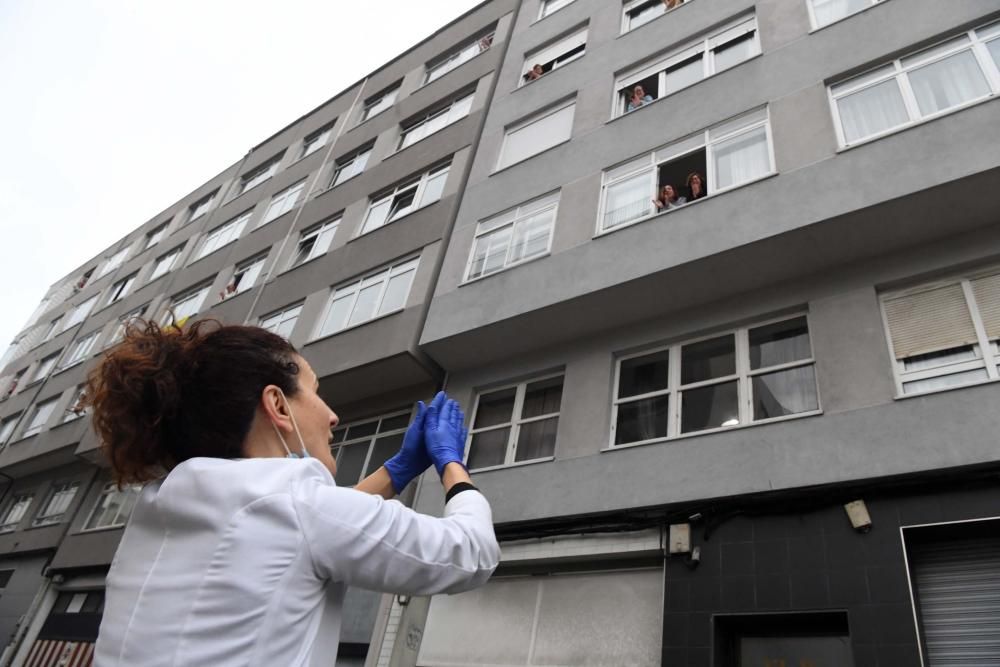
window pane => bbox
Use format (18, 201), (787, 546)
(321, 295), (354, 335)
(380, 414), (411, 432)
(713, 125), (769, 190)
(681, 381), (740, 433)
(908, 50), (990, 117)
(336, 443), (369, 486)
(348, 283), (383, 326)
(902, 368), (989, 395)
(515, 416), (558, 461)
(388, 190), (417, 222)
(628, 1), (665, 31)
(474, 388), (516, 428)
(469, 226), (513, 280)
(681, 335), (736, 384)
(753, 366), (819, 420)
(988, 38), (1000, 70)
(508, 210), (554, 264)
(618, 351), (669, 398)
(419, 171), (448, 208)
(749, 317), (811, 369)
(714, 33), (755, 71)
(468, 428), (509, 469)
(811, 0), (870, 27)
(604, 171), (652, 230)
(378, 270), (415, 316)
(368, 433), (404, 475)
(521, 377), (562, 419)
(345, 421), (378, 440)
(663, 56), (703, 94)
(615, 396), (669, 445)
(837, 79), (909, 144)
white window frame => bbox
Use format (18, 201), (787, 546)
(162, 284), (211, 327)
(829, 22), (1000, 148)
(259, 303), (303, 339)
(300, 122), (335, 160)
(359, 85), (400, 123)
(148, 247), (182, 283)
(330, 409), (413, 486)
(195, 211), (251, 261)
(424, 31), (495, 84)
(105, 273), (136, 307)
(497, 99), (576, 171)
(258, 180), (306, 228)
(188, 192), (216, 223)
(29, 353), (60, 384)
(614, 15), (759, 116)
(23, 397), (58, 438)
(144, 224), (167, 251)
(398, 93), (474, 150)
(330, 146), (373, 188)
(82, 483), (141, 531)
(464, 191), (559, 282)
(360, 163), (451, 236)
(0, 415), (18, 445)
(62, 386), (88, 423)
(609, 314), (820, 448)
(314, 257), (420, 338)
(539, 0), (577, 20)
(59, 331), (99, 370)
(109, 306), (146, 347)
(0, 495), (33, 533)
(880, 268), (1000, 398)
(40, 316), (63, 344)
(235, 155), (282, 197)
(32, 482), (79, 527)
(520, 27), (588, 85)
(222, 254), (268, 299)
(622, 0), (691, 33)
(290, 218), (340, 269)
(95, 247), (129, 280)
(806, 0), (883, 31)
(466, 373), (564, 472)
(61, 295), (99, 333)
(597, 107), (774, 234)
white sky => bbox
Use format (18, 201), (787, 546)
(0, 0), (484, 350)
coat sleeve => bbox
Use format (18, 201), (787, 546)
(291, 477), (500, 596)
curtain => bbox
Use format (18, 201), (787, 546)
(908, 50), (990, 117)
(603, 171), (653, 230)
(713, 125), (770, 190)
(837, 79), (909, 143)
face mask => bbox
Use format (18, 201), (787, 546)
(270, 389), (310, 459)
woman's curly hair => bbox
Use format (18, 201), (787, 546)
(86, 319), (300, 486)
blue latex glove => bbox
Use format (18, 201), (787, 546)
(383, 401), (432, 493)
(424, 391), (469, 475)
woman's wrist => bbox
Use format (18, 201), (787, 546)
(441, 461), (471, 492)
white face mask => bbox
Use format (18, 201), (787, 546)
(271, 389), (310, 459)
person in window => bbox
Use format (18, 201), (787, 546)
(653, 184), (687, 212)
(663, 0), (683, 9)
(524, 63), (544, 82)
(90, 319), (498, 666)
(686, 171), (707, 201)
(627, 85), (654, 112)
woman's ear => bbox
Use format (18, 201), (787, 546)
(261, 385), (292, 432)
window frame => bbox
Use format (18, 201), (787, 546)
(144, 223), (167, 251)
(234, 153), (283, 198)
(806, 0), (883, 31)
(520, 26), (588, 85)
(59, 330), (100, 370)
(29, 353), (61, 384)
(497, 99), (577, 171)
(539, 0), (577, 20)
(828, 22), (1000, 148)
(329, 409), (414, 486)
(465, 372), (565, 472)
(194, 211), (251, 262)
(162, 284), (211, 327)
(290, 218), (340, 269)
(330, 145), (373, 188)
(0, 415), (19, 446)
(0, 494), (33, 533)
(398, 92), (475, 150)
(22, 397), (59, 438)
(359, 85), (400, 123)
(621, 0), (691, 34)
(82, 483), (142, 532)
(314, 257), (420, 339)
(109, 305), (147, 347)
(424, 31), (495, 85)
(61, 295), (99, 333)
(258, 180), (307, 228)
(609, 313), (821, 449)
(300, 122), (336, 160)
(359, 163), (451, 236)
(259, 303), (304, 339)
(94, 247), (129, 280)
(187, 192), (216, 223)
(222, 254), (268, 299)
(62, 386), (88, 423)
(31, 482), (79, 527)
(105, 272), (137, 307)
(464, 191), (560, 282)
(148, 246), (183, 283)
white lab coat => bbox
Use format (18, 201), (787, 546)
(94, 457), (500, 666)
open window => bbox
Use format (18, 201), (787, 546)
(221, 254), (267, 300)
(622, 0), (690, 33)
(361, 163), (450, 235)
(521, 27), (588, 84)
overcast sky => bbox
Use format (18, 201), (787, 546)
(0, 0), (483, 350)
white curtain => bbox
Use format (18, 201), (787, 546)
(713, 125), (770, 190)
(811, 0), (869, 27)
(908, 50), (990, 117)
(603, 171), (652, 230)
(837, 79), (909, 143)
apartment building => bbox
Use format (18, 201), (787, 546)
(0, 0), (999, 665)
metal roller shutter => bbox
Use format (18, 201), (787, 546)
(911, 537), (1000, 667)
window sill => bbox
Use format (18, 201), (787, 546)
(594, 171), (777, 238)
(53, 360), (86, 376)
(222, 179), (271, 208)
(77, 524), (126, 535)
(351, 107), (395, 133)
(315, 172), (363, 200)
(492, 139), (572, 176)
(602, 409), (823, 453)
(254, 209), (297, 232)
(893, 375), (1000, 401)
(388, 120), (468, 161)
(306, 307), (408, 346)
(460, 252), (551, 286)
(515, 55), (585, 93)
(186, 240), (241, 268)
(26, 521), (63, 531)
(468, 455), (554, 475)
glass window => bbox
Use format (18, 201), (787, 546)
(521, 28), (587, 84)
(291, 219), (339, 268)
(84, 483), (141, 530)
(222, 255), (267, 299)
(467, 192), (559, 281)
(59, 331), (99, 369)
(106, 273), (136, 305)
(62, 386), (88, 422)
(24, 398), (57, 437)
(149, 247), (182, 282)
(810, 0), (879, 29)
(331, 411), (412, 486)
(259, 181), (306, 227)
(110, 306), (146, 346)
(61, 295), (99, 332)
(425, 32), (494, 84)
(331, 147), (372, 188)
(301, 123), (335, 159)
(316, 258), (419, 337)
(540, 0), (576, 19)
(188, 192), (215, 222)
(498, 101), (575, 170)
(29, 354), (60, 384)
(144, 224), (167, 251)
(163, 285), (210, 327)
(32, 482), (79, 526)
(603, 170), (655, 231)
(360, 85), (399, 122)
(622, 0), (689, 32)
(196, 211), (251, 260)
(361, 164), (450, 235)
(235, 155), (282, 196)
(468, 375), (563, 470)
(95, 247), (129, 279)
(0, 416), (18, 445)
(907, 50), (991, 117)
(0, 495), (32, 533)
(400, 93), (474, 149)
(259, 304), (303, 339)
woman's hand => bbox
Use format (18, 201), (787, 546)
(382, 401), (433, 494)
(424, 392), (469, 475)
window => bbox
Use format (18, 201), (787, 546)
(425, 32), (494, 84)
(615, 15), (759, 115)
(40, 316), (63, 344)
(0, 415), (18, 446)
(221, 255), (267, 299)
(162, 284), (210, 327)
(59, 331), (99, 369)
(195, 211), (251, 261)
(521, 27), (587, 84)
(316, 257), (419, 337)
(259, 303), (303, 339)
(498, 100), (575, 170)
(1, 371), (24, 401)
(259, 180), (306, 227)
(32, 482), (79, 526)
(62, 386), (88, 422)
(399, 93), (474, 150)
(599, 107), (773, 232)
(84, 483), (141, 530)
(106, 273), (136, 306)
(60, 295), (98, 332)
(290, 219), (339, 268)
(109, 306), (146, 346)
(361, 163), (450, 235)
(144, 224), (167, 251)
(330, 146), (373, 187)
(235, 154), (283, 197)
(73, 268), (95, 293)
(360, 85), (399, 123)
(23, 398), (58, 438)
(622, 0), (690, 33)
(881, 268), (1000, 396)
(0, 495), (32, 533)
(330, 411), (412, 486)
(611, 315), (818, 446)
(187, 192), (216, 223)
(830, 22), (1000, 146)
(466, 192), (558, 281)
(149, 247), (182, 282)
(29, 353), (60, 384)
(467, 375), (563, 470)
(95, 247), (129, 279)
(301, 123), (335, 159)
(540, 0), (577, 19)
(808, 0), (882, 29)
